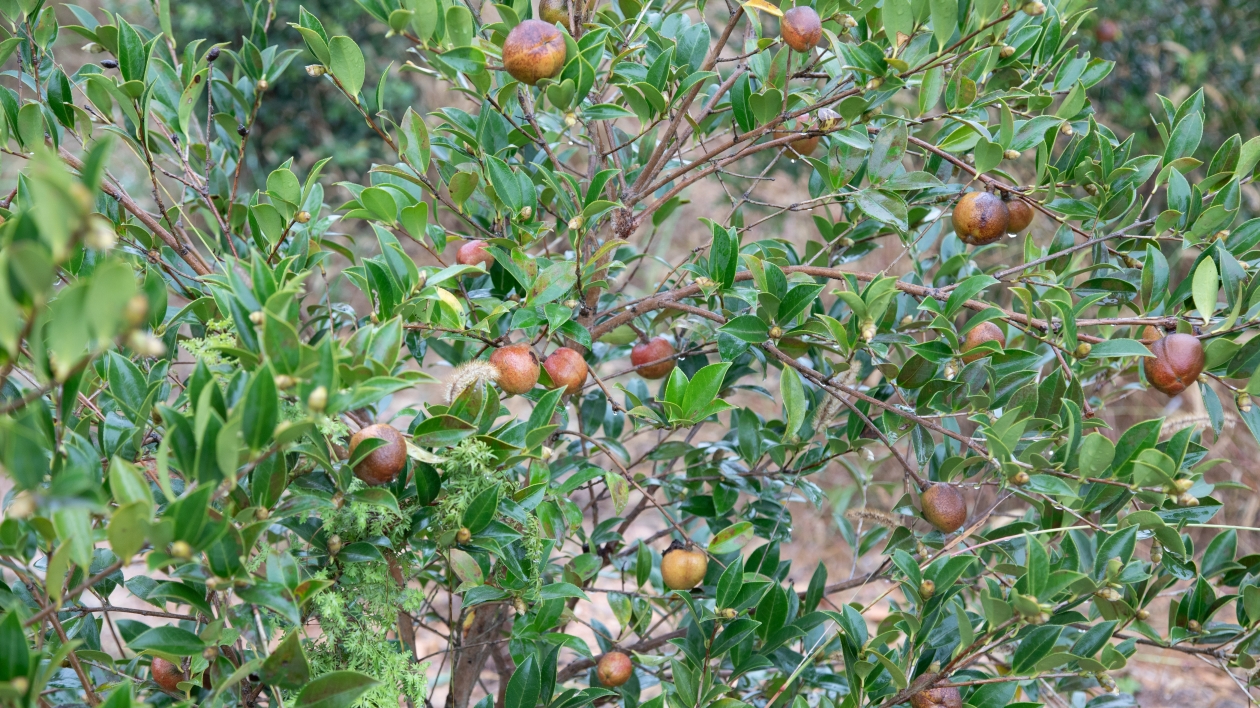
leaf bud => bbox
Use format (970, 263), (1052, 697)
(308, 385), (328, 412)
(1176, 491), (1199, 507)
(1173, 478), (1194, 493)
(865, 77), (883, 91)
(860, 319), (876, 342)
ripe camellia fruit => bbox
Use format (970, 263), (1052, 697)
(151, 657), (186, 693)
(502, 20), (566, 85)
(544, 347), (588, 395)
(960, 322), (1006, 364)
(1143, 333), (1205, 396)
(920, 483), (966, 533)
(661, 542), (708, 590)
(1095, 18), (1119, 43)
(909, 686), (962, 708)
(772, 130), (821, 158)
(457, 240), (493, 267)
(951, 191), (1010, 245)
(349, 424), (407, 486)
(596, 651), (633, 687)
(780, 6), (822, 52)
(631, 338), (676, 379)
(1005, 198), (1035, 233)
(490, 343), (541, 394)
(538, 0), (572, 30)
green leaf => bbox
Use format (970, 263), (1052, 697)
(681, 363), (731, 420)
(780, 367), (806, 439)
(128, 626), (206, 656)
(1055, 82), (1086, 119)
(1078, 433), (1115, 478)
(1193, 256), (1219, 321)
(410, 414), (476, 447)
(462, 485), (501, 534)
(721, 315), (769, 343)
(505, 657), (541, 708)
(1088, 339), (1155, 358)
(449, 548), (484, 585)
(1010, 624), (1063, 674)
(869, 123), (907, 181)
(973, 138), (1004, 174)
(709, 521), (754, 554)
(882, 0), (913, 43)
(0, 611), (30, 681)
(329, 37), (366, 98)
(260, 632), (311, 689)
(930, 0), (957, 49)
(242, 366), (279, 452)
(295, 672), (380, 708)
(1164, 112), (1203, 165)
(485, 155), (523, 212)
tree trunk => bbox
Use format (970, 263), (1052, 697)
(447, 604), (506, 708)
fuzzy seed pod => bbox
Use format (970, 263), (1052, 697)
(844, 507), (900, 529)
(446, 360), (501, 403)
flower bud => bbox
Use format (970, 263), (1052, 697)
(456, 527), (472, 544)
(249, 311), (265, 325)
(11, 677), (28, 694)
(769, 325), (783, 339)
(125, 295), (149, 327)
(306, 64), (328, 77)
(865, 77), (883, 91)
(128, 331), (167, 357)
(1022, 1), (1046, 15)
(1004, 149), (1021, 160)
(1084, 183), (1099, 195)
(331, 492), (344, 510)
(568, 216), (584, 230)
(85, 216), (118, 251)
(1136, 609), (1150, 620)
(84, 42), (105, 53)
(564, 299), (579, 309)
(257, 79), (269, 91)
(256, 507), (270, 521)
(839, 236), (854, 248)
(944, 362), (958, 380)
(308, 385), (328, 412)
(718, 608), (737, 620)
(1176, 491), (1199, 507)
(327, 534), (343, 555)
(900, 315), (914, 327)
(860, 320), (876, 342)
(171, 540), (193, 559)
(838, 13), (857, 28)
(564, 112), (578, 127)
(202, 646), (219, 661)
(1013, 471), (1029, 485)
(513, 597), (527, 614)
(1073, 342), (1092, 359)
(999, 44), (1015, 58)
(1188, 619), (1202, 632)
(295, 211), (311, 224)
(919, 580), (935, 599)
(1062, 123), (1075, 136)
(1174, 478), (1194, 493)
(1150, 544), (1163, 565)
(518, 206), (533, 221)
(273, 375), (295, 390)
(1095, 587), (1122, 602)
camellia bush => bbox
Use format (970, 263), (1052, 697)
(5, 0), (1260, 705)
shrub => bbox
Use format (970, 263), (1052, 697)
(1, 0), (1260, 707)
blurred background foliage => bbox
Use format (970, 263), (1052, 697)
(100, 0), (1260, 197)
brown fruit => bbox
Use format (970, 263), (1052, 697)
(490, 343), (541, 394)
(1005, 198), (1034, 233)
(920, 483), (966, 533)
(909, 687), (962, 708)
(771, 130), (821, 158)
(596, 651), (633, 687)
(1095, 18), (1119, 43)
(349, 424), (407, 486)
(952, 191), (1010, 245)
(151, 657), (185, 693)
(457, 240), (493, 267)
(538, 0), (572, 30)
(1143, 333), (1205, 396)
(502, 20), (567, 86)
(631, 338), (676, 379)
(544, 347), (588, 395)
(1140, 325), (1163, 342)
(661, 543), (708, 590)
(780, 6), (822, 52)
(960, 322), (1006, 364)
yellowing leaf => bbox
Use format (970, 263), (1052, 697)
(742, 0), (783, 17)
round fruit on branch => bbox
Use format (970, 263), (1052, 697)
(660, 541), (708, 590)
(630, 337), (676, 379)
(538, 0), (573, 31)
(780, 6), (822, 52)
(151, 657), (186, 693)
(960, 322), (1006, 364)
(920, 483), (966, 533)
(1143, 332), (1205, 396)
(544, 346), (588, 395)
(457, 240), (493, 267)
(1005, 198), (1035, 233)
(503, 20), (567, 86)
(951, 191), (1010, 245)
(490, 343), (541, 394)
(349, 423), (407, 486)
(596, 651), (633, 687)
(909, 686), (962, 708)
